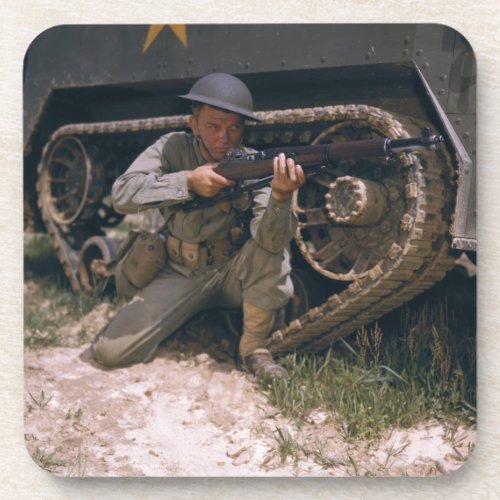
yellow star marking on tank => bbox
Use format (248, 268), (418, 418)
(142, 24), (187, 53)
(170, 25), (187, 47)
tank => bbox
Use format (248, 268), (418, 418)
(23, 24), (476, 353)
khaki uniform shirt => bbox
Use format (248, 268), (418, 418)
(111, 131), (296, 255)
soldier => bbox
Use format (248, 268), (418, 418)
(92, 73), (305, 377)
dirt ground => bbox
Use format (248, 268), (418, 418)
(23, 287), (475, 477)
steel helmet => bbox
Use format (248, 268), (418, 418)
(178, 73), (260, 121)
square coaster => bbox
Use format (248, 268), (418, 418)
(23, 23), (476, 477)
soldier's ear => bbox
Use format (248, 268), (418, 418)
(188, 116), (199, 136)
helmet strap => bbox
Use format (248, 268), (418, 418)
(194, 134), (218, 163)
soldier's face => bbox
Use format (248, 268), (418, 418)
(189, 105), (244, 161)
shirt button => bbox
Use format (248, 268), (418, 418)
(175, 188), (185, 197)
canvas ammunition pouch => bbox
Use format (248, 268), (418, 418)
(166, 235), (239, 271)
(120, 230), (167, 289)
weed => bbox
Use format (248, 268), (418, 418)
(32, 447), (66, 471)
(24, 308), (60, 347)
(312, 439), (347, 469)
(68, 446), (87, 477)
(269, 426), (304, 464)
(29, 390), (52, 409)
(382, 441), (410, 470)
(73, 407), (83, 421)
(347, 453), (359, 475)
(356, 324), (383, 367)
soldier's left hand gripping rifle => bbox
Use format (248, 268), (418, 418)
(179, 127), (444, 212)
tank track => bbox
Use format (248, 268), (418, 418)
(36, 104), (456, 352)
(266, 109), (456, 353)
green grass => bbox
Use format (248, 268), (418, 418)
(24, 233), (65, 279)
(24, 275), (122, 347)
(31, 447), (66, 471)
(24, 234), (124, 347)
(260, 297), (476, 442)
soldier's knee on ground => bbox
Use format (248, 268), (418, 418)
(92, 335), (129, 368)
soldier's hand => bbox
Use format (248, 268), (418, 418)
(187, 163), (235, 198)
(271, 153), (306, 201)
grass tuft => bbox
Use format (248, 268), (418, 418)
(24, 234), (124, 347)
(32, 447), (66, 471)
(260, 297), (476, 441)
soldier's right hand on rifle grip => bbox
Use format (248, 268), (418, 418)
(187, 163), (235, 198)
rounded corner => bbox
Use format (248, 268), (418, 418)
(427, 22), (477, 62)
(24, 438), (66, 475)
(23, 24), (72, 68)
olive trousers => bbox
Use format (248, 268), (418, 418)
(92, 239), (293, 367)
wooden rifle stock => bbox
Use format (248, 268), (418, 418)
(214, 128), (443, 181)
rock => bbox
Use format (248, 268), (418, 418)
(195, 353), (211, 364)
(232, 449), (254, 466)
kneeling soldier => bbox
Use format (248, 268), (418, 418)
(92, 73), (305, 378)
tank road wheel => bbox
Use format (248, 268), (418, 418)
(78, 236), (120, 293)
(38, 136), (105, 226)
(262, 104), (456, 354)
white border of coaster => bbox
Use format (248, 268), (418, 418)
(3, 1), (499, 497)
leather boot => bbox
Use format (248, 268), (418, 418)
(244, 348), (288, 378)
(239, 302), (288, 378)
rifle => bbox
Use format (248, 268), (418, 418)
(180, 127), (444, 212)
